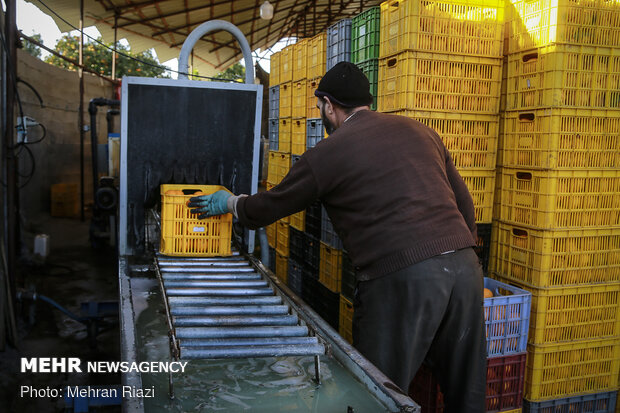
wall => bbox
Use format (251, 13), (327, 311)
(16, 49), (116, 223)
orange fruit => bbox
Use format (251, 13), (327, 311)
(484, 288), (493, 298)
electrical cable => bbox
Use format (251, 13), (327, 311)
(36, 0), (244, 82)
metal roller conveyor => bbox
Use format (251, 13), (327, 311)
(173, 314), (299, 327)
(180, 336), (320, 347)
(167, 296), (282, 306)
(155, 253), (326, 386)
(170, 305), (290, 316)
(175, 325), (310, 339)
(162, 273), (262, 280)
(165, 287), (274, 296)
(163, 280), (268, 288)
(180, 344), (327, 359)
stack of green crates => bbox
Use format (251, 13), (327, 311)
(491, 0), (620, 410)
(352, 6), (381, 111)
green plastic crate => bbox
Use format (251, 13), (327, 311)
(352, 7), (381, 64)
(356, 59), (378, 111)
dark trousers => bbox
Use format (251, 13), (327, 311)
(352, 247), (486, 413)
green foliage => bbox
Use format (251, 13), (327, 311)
(44, 34), (169, 78)
(213, 62), (245, 82)
(22, 33), (43, 58)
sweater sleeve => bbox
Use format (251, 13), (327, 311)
(445, 149), (478, 240)
(236, 156), (320, 229)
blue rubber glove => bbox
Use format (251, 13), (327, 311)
(188, 190), (232, 219)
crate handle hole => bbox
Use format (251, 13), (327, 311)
(522, 52), (538, 63)
(515, 172), (532, 181)
(387, 58), (397, 67)
(518, 113), (535, 122)
(183, 189), (202, 195)
(390, 1), (399, 8)
(512, 228), (528, 238)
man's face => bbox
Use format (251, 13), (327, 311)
(317, 98), (335, 136)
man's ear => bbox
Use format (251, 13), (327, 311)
(323, 96), (334, 114)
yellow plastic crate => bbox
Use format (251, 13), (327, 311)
(292, 39), (308, 81)
(395, 111), (499, 169)
(267, 151), (278, 185)
(378, 51), (502, 114)
(291, 118), (306, 155)
(266, 221), (277, 248)
(280, 45), (293, 83)
(306, 77), (322, 118)
(506, 0), (620, 54)
(51, 183), (79, 218)
(500, 55), (508, 113)
(275, 151), (291, 185)
(460, 169), (496, 223)
(278, 118), (292, 153)
(289, 209), (305, 232)
(495, 275), (620, 345)
(525, 338), (620, 401)
(307, 32), (326, 79)
(339, 295), (354, 344)
(279, 82), (292, 118)
(265, 183), (277, 247)
(506, 45), (620, 110)
(490, 222), (620, 288)
(319, 242), (343, 293)
(501, 109), (620, 170)
(275, 251), (288, 283)
(291, 80), (307, 119)
(500, 410), (521, 413)
(497, 168), (620, 228)
(379, 0), (505, 58)
(160, 184), (232, 257)
(276, 221), (289, 257)
(271, 51), (280, 85)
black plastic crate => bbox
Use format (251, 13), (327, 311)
(303, 233), (321, 272)
(289, 227), (304, 263)
(303, 265), (319, 280)
(475, 223), (492, 274)
(268, 247), (276, 272)
(268, 85), (279, 118)
(321, 206), (343, 249)
(316, 282), (340, 330)
(341, 251), (356, 300)
(302, 275), (339, 330)
(305, 201), (322, 240)
(287, 258), (303, 296)
(268, 118), (278, 151)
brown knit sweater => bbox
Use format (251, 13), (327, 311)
(237, 110), (477, 280)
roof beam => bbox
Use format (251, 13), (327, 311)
(149, 1), (298, 38)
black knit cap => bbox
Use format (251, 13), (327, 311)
(315, 62), (373, 108)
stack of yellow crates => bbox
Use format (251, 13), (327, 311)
(377, 0), (505, 227)
(491, 0), (620, 410)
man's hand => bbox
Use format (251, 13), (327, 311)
(188, 190), (232, 219)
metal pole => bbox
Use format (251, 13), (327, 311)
(112, 14), (118, 80)
(79, 0), (85, 221)
(4, 0), (18, 343)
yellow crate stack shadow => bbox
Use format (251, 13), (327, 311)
(491, 0), (620, 409)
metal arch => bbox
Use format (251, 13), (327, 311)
(178, 20), (254, 84)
